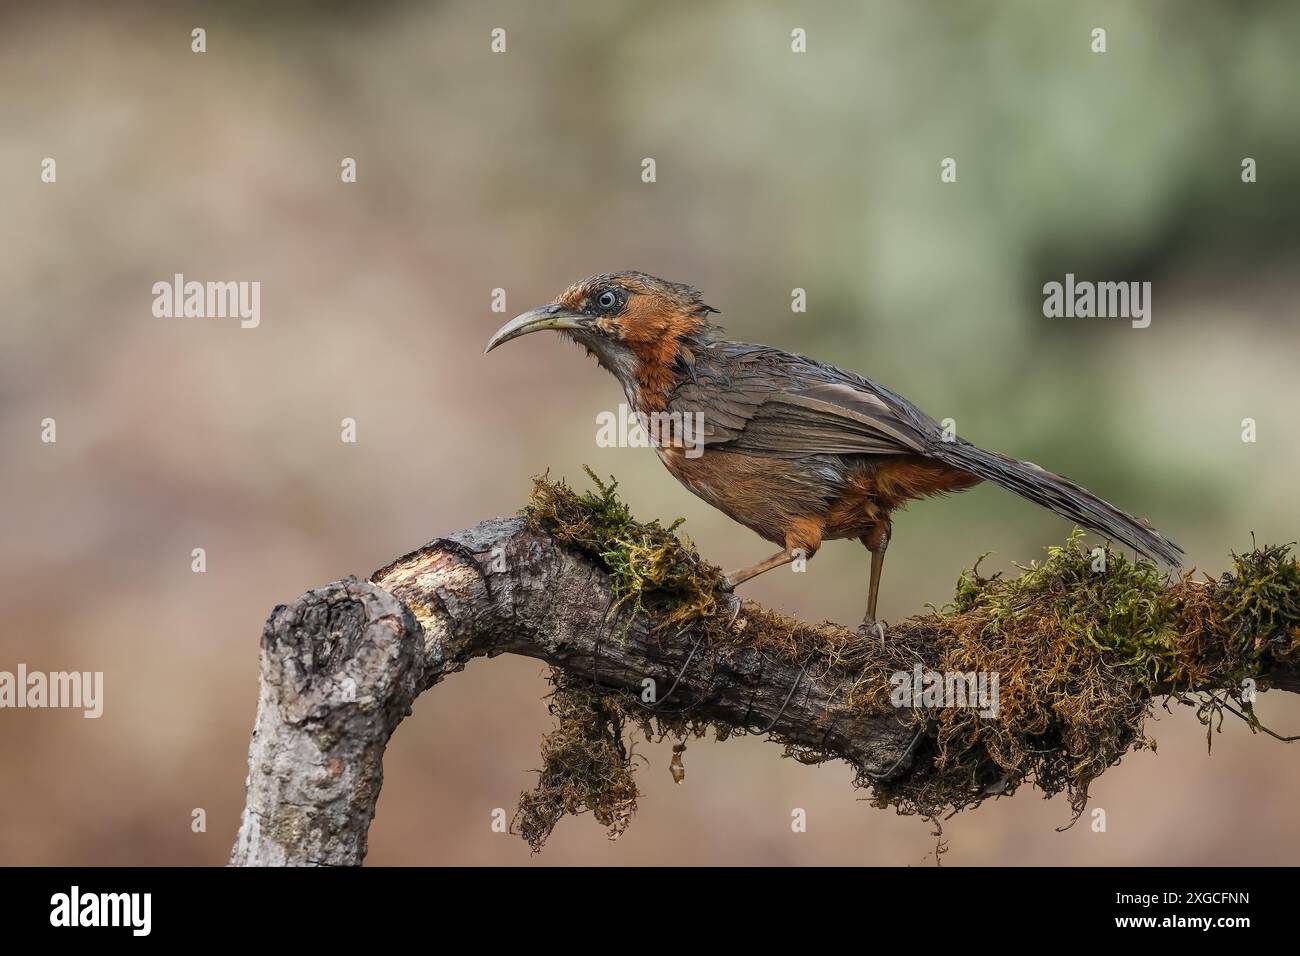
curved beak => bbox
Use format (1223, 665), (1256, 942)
(484, 304), (588, 354)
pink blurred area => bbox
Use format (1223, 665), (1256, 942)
(1, 2), (1297, 865)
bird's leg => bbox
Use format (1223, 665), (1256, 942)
(860, 525), (890, 648)
(867, 546), (885, 621)
(719, 548), (797, 628)
(722, 548), (797, 589)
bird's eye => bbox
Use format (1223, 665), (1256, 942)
(596, 290), (620, 311)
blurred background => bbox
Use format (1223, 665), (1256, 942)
(2, 0), (1298, 865)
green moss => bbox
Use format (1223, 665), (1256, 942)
(950, 530), (1184, 689)
(523, 467), (728, 637)
(879, 533), (1178, 820)
(1217, 542), (1300, 662)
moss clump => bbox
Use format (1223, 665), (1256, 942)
(874, 533), (1177, 820)
(513, 669), (719, 853)
(874, 536), (1300, 821)
(1176, 542), (1300, 743)
(1213, 542), (1300, 664)
(523, 467), (728, 637)
(515, 469), (741, 850)
(513, 671), (639, 852)
(964, 533), (1184, 687)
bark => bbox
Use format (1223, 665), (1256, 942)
(229, 580), (423, 866)
(230, 516), (1299, 866)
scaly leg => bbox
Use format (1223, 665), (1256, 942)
(718, 548), (796, 627)
(721, 524), (822, 629)
(860, 525), (891, 647)
(723, 548), (797, 589)
(867, 545), (885, 621)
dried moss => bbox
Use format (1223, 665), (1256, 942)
(514, 471), (1300, 849)
(512, 671), (639, 852)
(512, 669), (719, 853)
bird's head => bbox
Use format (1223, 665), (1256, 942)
(485, 271), (718, 404)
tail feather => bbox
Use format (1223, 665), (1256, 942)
(935, 441), (1183, 567)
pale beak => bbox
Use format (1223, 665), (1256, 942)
(484, 304), (588, 354)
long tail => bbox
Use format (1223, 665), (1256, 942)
(934, 440), (1184, 567)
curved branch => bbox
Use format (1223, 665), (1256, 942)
(230, 516), (1299, 865)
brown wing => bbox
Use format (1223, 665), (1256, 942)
(667, 341), (939, 459)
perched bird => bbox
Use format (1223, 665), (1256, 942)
(486, 272), (1182, 633)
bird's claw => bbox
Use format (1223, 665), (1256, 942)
(722, 592), (743, 630)
(859, 616), (886, 649)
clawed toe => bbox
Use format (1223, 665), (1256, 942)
(859, 616), (886, 649)
(722, 592), (743, 629)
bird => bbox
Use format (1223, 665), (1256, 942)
(485, 271), (1182, 636)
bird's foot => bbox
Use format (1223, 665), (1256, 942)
(858, 614), (886, 650)
(720, 591), (743, 630)
(715, 576), (744, 630)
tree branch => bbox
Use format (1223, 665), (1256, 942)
(230, 515), (1299, 866)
